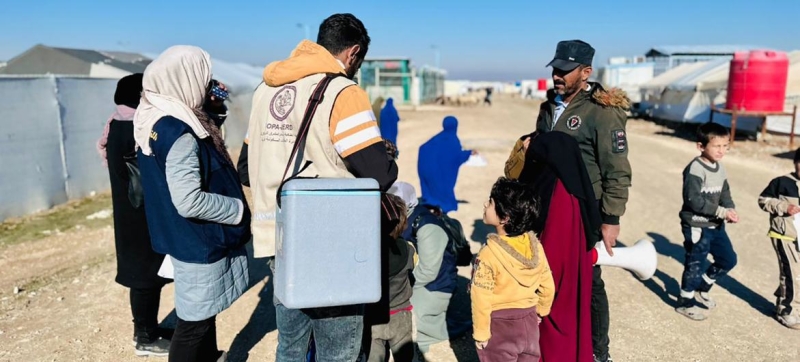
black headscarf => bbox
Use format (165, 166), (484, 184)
(114, 73), (143, 108)
(518, 131), (602, 250)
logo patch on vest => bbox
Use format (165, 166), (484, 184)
(612, 129), (627, 153)
(269, 85), (297, 121)
(566, 115), (582, 131)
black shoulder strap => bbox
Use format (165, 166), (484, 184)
(276, 73), (343, 208)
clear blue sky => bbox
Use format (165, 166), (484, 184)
(1, 0), (798, 80)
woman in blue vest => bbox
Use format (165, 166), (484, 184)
(133, 45), (251, 362)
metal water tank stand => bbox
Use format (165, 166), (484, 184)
(709, 104), (799, 150)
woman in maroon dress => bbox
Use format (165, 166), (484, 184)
(509, 131), (601, 362)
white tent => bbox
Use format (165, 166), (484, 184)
(650, 50), (800, 134)
(650, 59), (767, 130)
(639, 62), (709, 116)
(762, 51), (800, 134)
(600, 62), (654, 103)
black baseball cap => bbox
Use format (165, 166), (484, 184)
(547, 40), (595, 71)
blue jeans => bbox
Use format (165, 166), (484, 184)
(680, 224), (738, 293)
(271, 261), (364, 362)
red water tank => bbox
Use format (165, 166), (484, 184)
(537, 78), (548, 91)
(726, 50), (789, 112)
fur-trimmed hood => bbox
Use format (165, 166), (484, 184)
(546, 82), (630, 110)
(486, 232), (544, 287)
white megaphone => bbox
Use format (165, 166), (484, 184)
(592, 239), (657, 281)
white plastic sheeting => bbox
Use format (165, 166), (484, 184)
(651, 59), (764, 131)
(600, 62), (655, 103)
(639, 62), (709, 115)
(0, 75), (256, 221)
(650, 51), (800, 134)
(0, 77), (115, 220)
(57, 78), (118, 199)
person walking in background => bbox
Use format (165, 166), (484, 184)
(379, 97), (399, 146)
(134, 45), (252, 362)
(97, 73), (172, 358)
(676, 122), (739, 321)
(418, 116), (476, 214)
(372, 96), (385, 128)
(758, 147), (800, 330)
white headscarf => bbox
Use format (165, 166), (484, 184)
(388, 181), (419, 210)
(134, 45), (212, 155)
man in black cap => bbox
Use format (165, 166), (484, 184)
(535, 39), (633, 362)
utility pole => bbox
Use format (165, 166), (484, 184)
(297, 23), (310, 40)
(431, 45), (441, 69)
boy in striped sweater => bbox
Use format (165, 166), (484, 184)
(758, 148), (800, 330)
(676, 122), (739, 321)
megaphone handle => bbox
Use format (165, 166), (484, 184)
(591, 248), (598, 265)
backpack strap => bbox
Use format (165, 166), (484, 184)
(411, 210), (441, 241)
(275, 73), (343, 208)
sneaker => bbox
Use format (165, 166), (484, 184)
(133, 327), (174, 347)
(694, 291), (717, 309)
(675, 297), (707, 321)
(134, 337), (170, 357)
(776, 314), (800, 330)
(593, 354), (614, 362)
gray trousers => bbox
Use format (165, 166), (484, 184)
(411, 288), (452, 352)
(367, 310), (414, 362)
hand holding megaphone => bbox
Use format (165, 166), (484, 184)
(590, 239), (657, 281)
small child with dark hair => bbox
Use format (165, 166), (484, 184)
(676, 122), (739, 321)
(363, 194), (417, 362)
(758, 147), (800, 330)
(470, 177), (555, 362)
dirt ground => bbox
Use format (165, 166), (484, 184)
(2, 96), (800, 362)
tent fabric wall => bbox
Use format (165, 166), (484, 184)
(639, 62), (708, 116)
(55, 78), (117, 199)
(0, 75), (256, 221)
(649, 50), (800, 135)
(601, 62), (654, 103)
(650, 59), (765, 130)
(0, 77), (72, 220)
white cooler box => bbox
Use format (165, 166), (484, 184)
(274, 178), (382, 309)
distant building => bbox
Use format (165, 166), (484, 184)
(358, 57), (445, 106)
(645, 45), (761, 76)
(0, 44), (150, 78)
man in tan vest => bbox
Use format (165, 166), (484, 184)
(247, 13), (398, 361)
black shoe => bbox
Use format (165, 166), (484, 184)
(134, 337), (170, 357)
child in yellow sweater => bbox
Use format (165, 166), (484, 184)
(470, 177), (555, 362)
